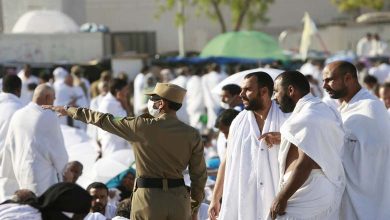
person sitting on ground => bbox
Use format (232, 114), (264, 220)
(112, 198), (132, 220)
(106, 168), (136, 205)
(63, 161), (83, 184)
(0, 182), (91, 220)
(84, 182), (116, 220)
(1, 189), (37, 205)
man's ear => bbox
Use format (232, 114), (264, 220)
(260, 87), (269, 97)
(288, 85), (295, 97)
(344, 72), (352, 83)
(159, 99), (166, 110)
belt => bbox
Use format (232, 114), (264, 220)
(136, 177), (185, 189)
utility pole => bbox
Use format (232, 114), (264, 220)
(177, 0), (185, 57)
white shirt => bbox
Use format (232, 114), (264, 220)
(84, 204), (117, 220)
(98, 93), (131, 156)
(356, 37), (372, 57)
(133, 73), (145, 116)
(87, 94), (106, 140)
(53, 81), (79, 125)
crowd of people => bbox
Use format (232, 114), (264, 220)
(0, 54), (389, 220)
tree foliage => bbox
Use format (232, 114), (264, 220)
(331, 0), (384, 12)
(155, 0), (274, 33)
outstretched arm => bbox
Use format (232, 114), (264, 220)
(43, 105), (141, 142)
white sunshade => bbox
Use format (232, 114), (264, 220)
(212, 67), (284, 95)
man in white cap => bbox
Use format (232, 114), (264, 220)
(44, 82), (207, 220)
(53, 67), (88, 128)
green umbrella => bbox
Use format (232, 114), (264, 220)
(200, 31), (287, 60)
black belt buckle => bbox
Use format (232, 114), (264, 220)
(136, 178), (185, 189)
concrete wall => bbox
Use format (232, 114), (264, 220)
(260, 0), (343, 35)
(281, 23), (390, 54)
(85, 0), (224, 54)
(85, 0), (348, 53)
(0, 33), (104, 63)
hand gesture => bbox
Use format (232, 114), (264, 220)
(208, 199), (221, 220)
(269, 196), (287, 220)
(259, 132), (281, 148)
(41, 105), (68, 117)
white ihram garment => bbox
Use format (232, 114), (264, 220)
(277, 94), (345, 220)
(202, 71), (226, 129)
(220, 101), (288, 220)
(186, 75), (205, 129)
(170, 75), (189, 124)
(0, 102), (68, 201)
(339, 89), (390, 220)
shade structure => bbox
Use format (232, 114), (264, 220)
(356, 12), (390, 24)
(200, 31), (287, 60)
(212, 67), (283, 95)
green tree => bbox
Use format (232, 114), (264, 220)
(156, 0), (274, 33)
(331, 0), (384, 12)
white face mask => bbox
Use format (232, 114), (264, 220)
(220, 101), (230, 109)
(147, 99), (160, 117)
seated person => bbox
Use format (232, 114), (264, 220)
(85, 182), (116, 220)
(106, 168), (136, 206)
(0, 182), (91, 220)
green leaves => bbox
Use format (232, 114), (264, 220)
(155, 0), (274, 32)
(331, 0), (384, 12)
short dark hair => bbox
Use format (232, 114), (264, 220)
(109, 78), (128, 96)
(115, 198), (132, 218)
(222, 84), (241, 96)
(151, 95), (182, 111)
(215, 109), (240, 128)
(39, 72), (51, 83)
(164, 98), (182, 111)
(208, 63), (220, 72)
(335, 61), (358, 79)
(244, 71), (274, 98)
(381, 82), (390, 89)
(86, 182), (108, 194)
(276, 71), (311, 95)
(2, 74), (22, 93)
(363, 75), (378, 84)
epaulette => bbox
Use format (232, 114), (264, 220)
(138, 113), (154, 119)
